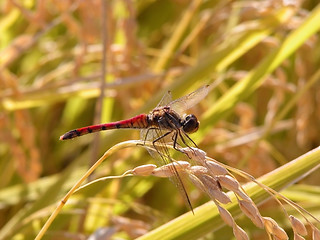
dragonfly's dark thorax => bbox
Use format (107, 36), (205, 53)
(147, 106), (183, 130)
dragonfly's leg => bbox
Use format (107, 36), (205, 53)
(152, 130), (172, 147)
(142, 127), (159, 145)
(171, 130), (198, 160)
(171, 131), (185, 154)
(151, 130), (173, 159)
(176, 130), (201, 159)
(180, 130), (199, 148)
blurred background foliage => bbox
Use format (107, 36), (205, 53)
(0, 0), (320, 239)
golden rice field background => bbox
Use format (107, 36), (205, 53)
(0, 1), (320, 239)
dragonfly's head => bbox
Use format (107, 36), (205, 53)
(182, 114), (199, 133)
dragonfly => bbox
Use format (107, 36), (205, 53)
(60, 85), (210, 210)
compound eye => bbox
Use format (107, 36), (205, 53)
(183, 114), (199, 133)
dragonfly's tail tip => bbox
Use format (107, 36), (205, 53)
(59, 129), (81, 140)
(59, 133), (70, 140)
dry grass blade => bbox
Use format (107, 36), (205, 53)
(34, 140), (143, 240)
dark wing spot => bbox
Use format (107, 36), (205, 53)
(87, 127), (93, 133)
(101, 125), (107, 130)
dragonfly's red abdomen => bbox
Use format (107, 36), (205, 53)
(60, 114), (148, 140)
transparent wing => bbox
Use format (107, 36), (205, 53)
(140, 127), (193, 211)
(156, 90), (172, 108)
(140, 127), (174, 166)
(140, 128), (166, 168)
(168, 85), (210, 115)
